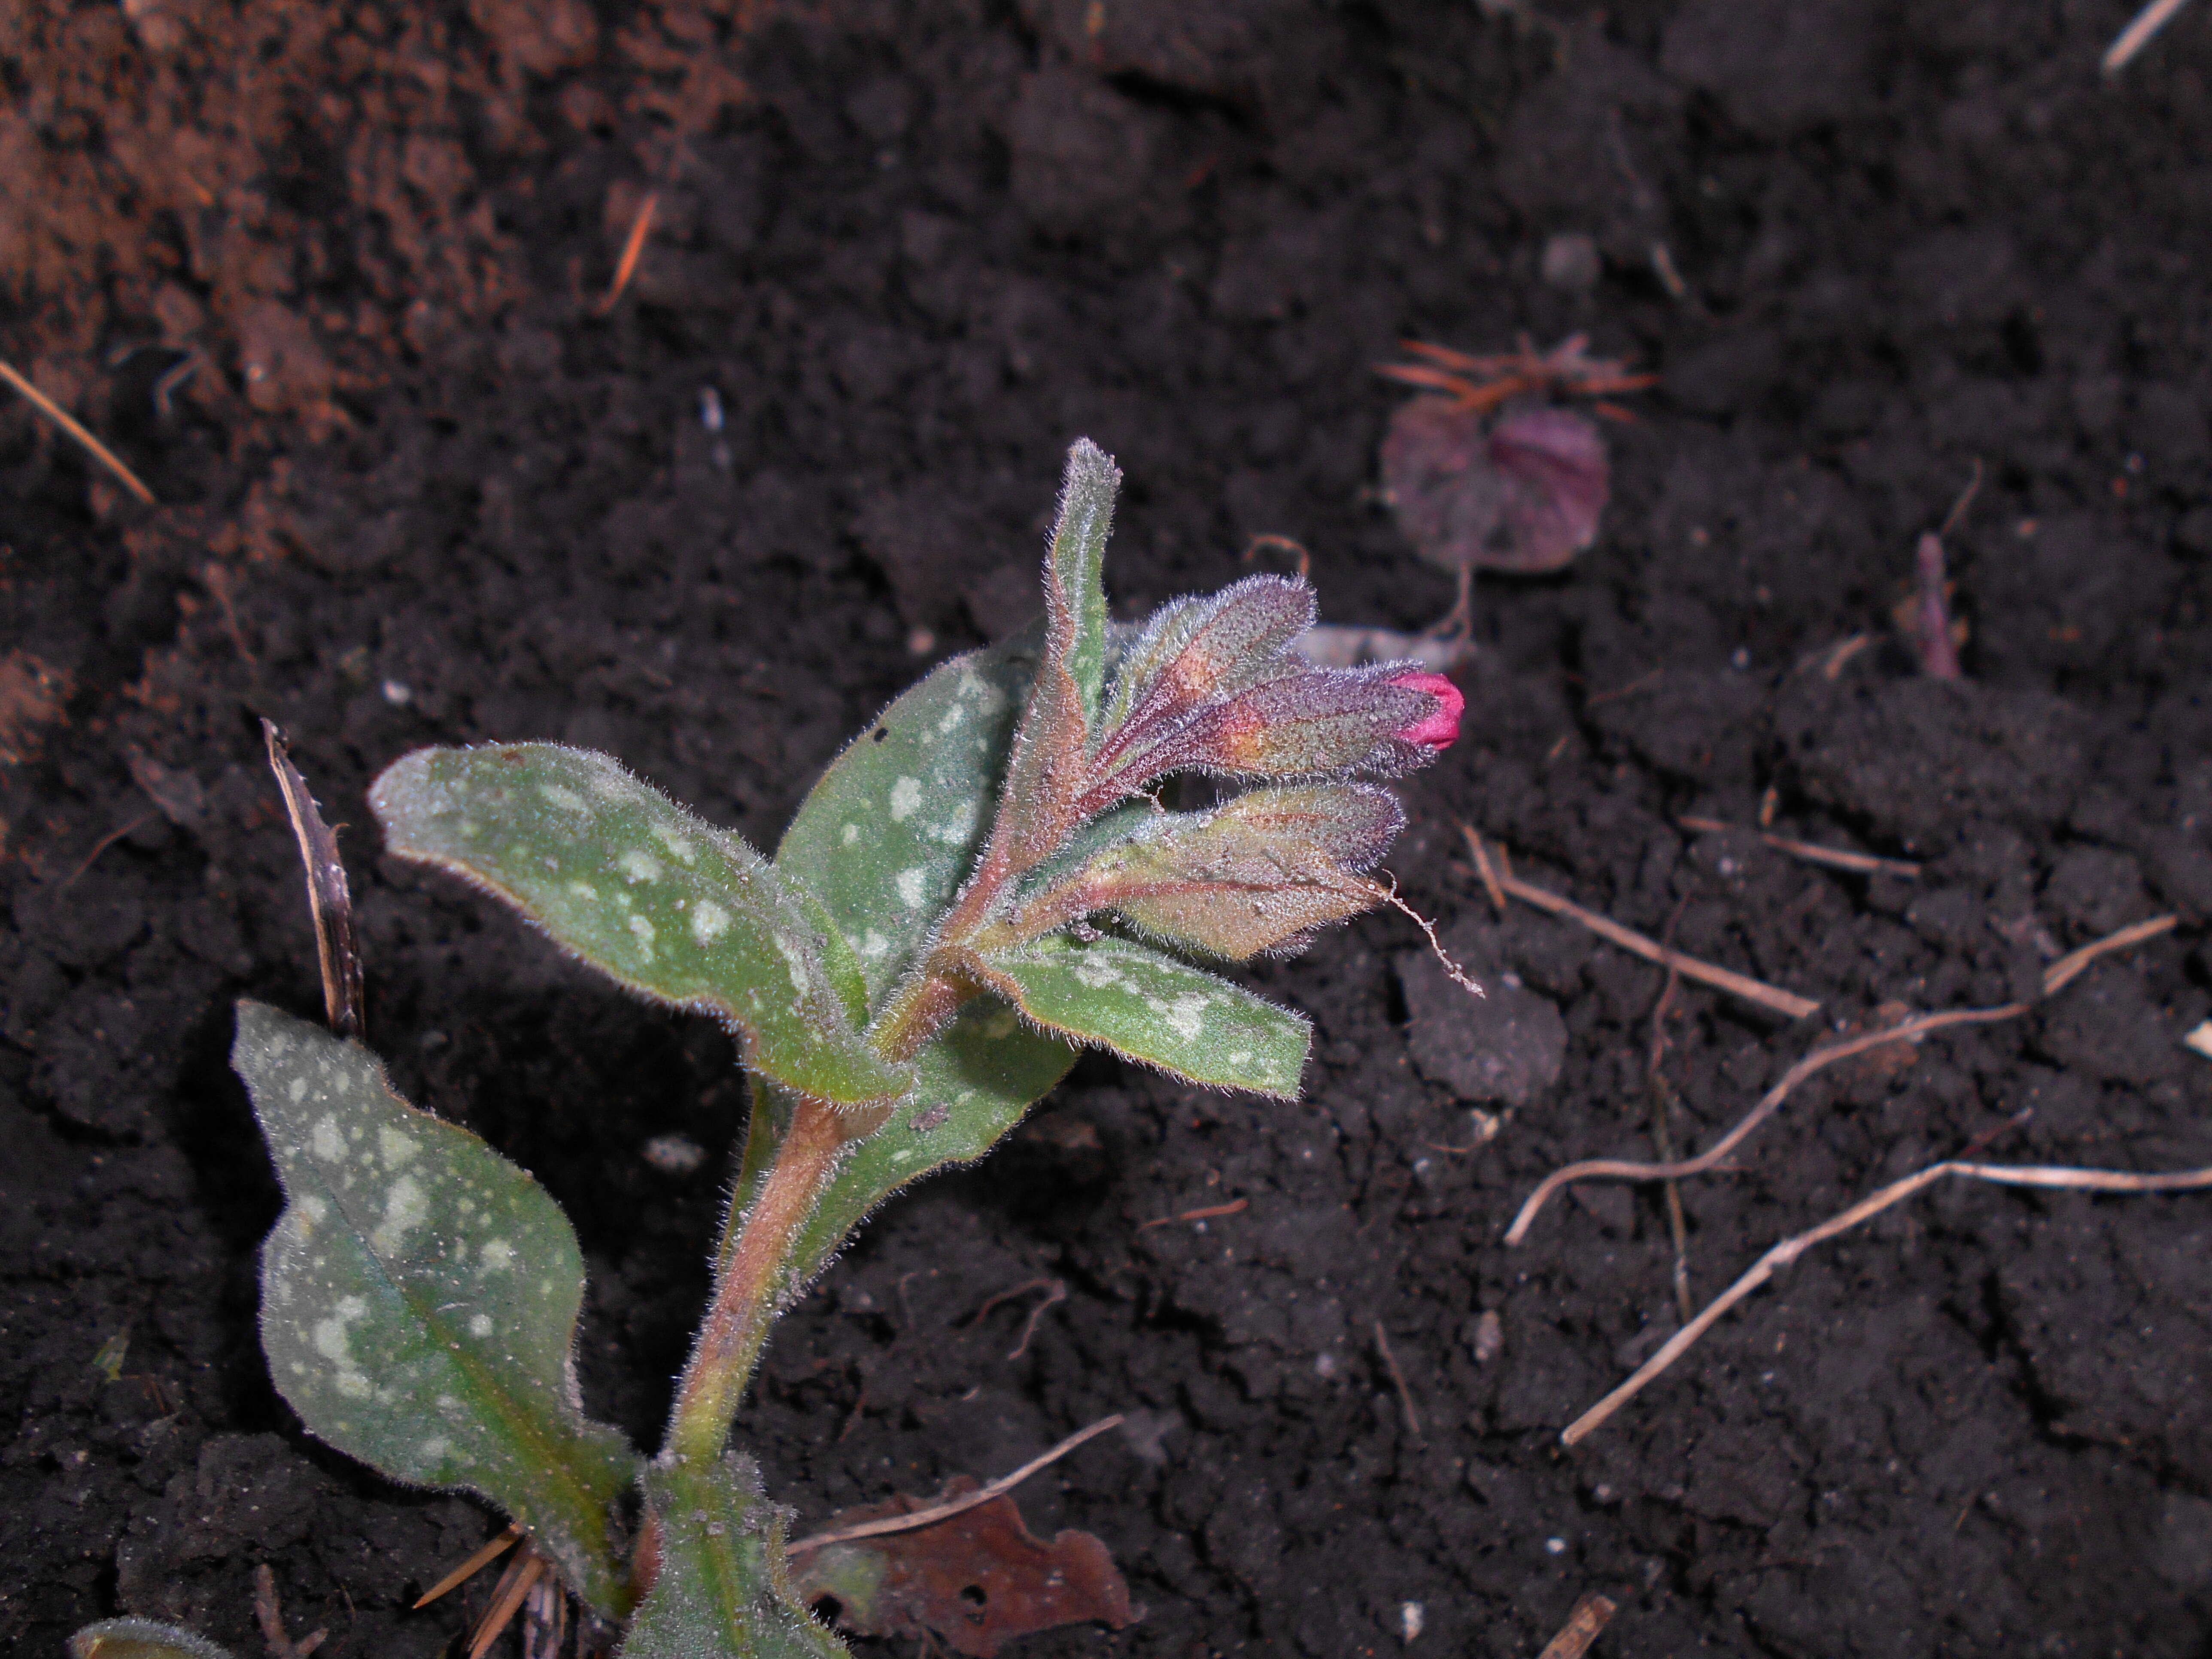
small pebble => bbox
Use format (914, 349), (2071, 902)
(1540, 231), (1601, 292)
(1545, 1537), (1567, 1556)
(642, 1134), (706, 1175)
(381, 679), (412, 705)
(1399, 1602), (1424, 1643)
(1471, 1309), (1504, 1366)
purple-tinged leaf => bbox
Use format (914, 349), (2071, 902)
(1098, 574), (1313, 743)
(1008, 784), (1404, 960)
(1381, 398), (1608, 576)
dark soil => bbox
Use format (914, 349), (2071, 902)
(6, 1), (2212, 1654)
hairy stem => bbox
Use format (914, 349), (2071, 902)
(662, 1093), (850, 1466)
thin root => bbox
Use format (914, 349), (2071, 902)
(785, 1414), (1125, 1556)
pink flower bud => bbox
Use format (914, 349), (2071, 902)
(1389, 672), (1463, 750)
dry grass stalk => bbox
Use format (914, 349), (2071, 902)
(0, 356), (158, 505)
(1676, 816), (1921, 878)
(1506, 913), (2178, 1246)
(1459, 825), (1820, 1020)
(785, 1415), (1124, 1556)
(1562, 1156), (2212, 1446)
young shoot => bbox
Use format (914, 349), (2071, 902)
(225, 441), (1462, 1658)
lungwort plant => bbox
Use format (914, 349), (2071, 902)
(227, 441), (1463, 1657)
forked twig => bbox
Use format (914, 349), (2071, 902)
(1460, 825), (1819, 1020)
(0, 356), (159, 505)
(784, 1414), (1124, 1556)
(1505, 914), (2179, 1245)
(1562, 1158), (2212, 1446)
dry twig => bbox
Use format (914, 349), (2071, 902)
(593, 191), (659, 316)
(2105, 0), (2194, 71)
(1562, 1157), (2212, 1446)
(1138, 1196), (1248, 1229)
(785, 1415), (1124, 1556)
(1372, 1320), (1423, 1436)
(1460, 825), (1819, 1020)
(414, 1525), (522, 1608)
(1677, 817), (1920, 879)
(1508, 915), (2177, 1245)
(1534, 1592), (1618, 1659)
(0, 356), (158, 505)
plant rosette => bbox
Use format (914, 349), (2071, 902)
(223, 441), (1463, 1656)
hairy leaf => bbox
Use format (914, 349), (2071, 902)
(1011, 785), (1401, 959)
(69, 1621), (236, 1659)
(233, 1003), (638, 1614)
(1091, 665), (1439, 801)
(971, 935), (1308, 1096)
(778, 638), (1036, 1006)
(1047, 438), (1120, 725)
(997, 443), (1121, 866)
(622, 1454), (845, 1659)
(1097, 574), (1312, 743)
(371, 745), (907, 1111)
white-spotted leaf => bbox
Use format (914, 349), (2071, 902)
(974, 935), (1309, 1097)
(233, 1002), (639, 1614)
(371, 744), (908, 1111)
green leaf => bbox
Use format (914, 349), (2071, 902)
(1048, 438), (1120, 725)
(69, 1620), (236, 1659)
(776, 638), (1037, 1008)
(621, 1454), (845, 1659)
(786, 998), (1078, 1286)
(972, 934), (1309, 1097)
(371, 745), (908, 1111)
(233, 1002), (640, 1615)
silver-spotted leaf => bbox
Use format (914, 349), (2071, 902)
(777, 639), (1037, 1007)
(621, 1454), (845, 1659)
(370, 744), (907, 1110)
(972, 935), (1308, 1097)
(233, 1002), (639, 1614)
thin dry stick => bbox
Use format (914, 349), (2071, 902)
(0, 356), (158, 505)
(784, 1414), (1124, 1556)
(1504, 913), (2181, 1246)
(1466, 824), (1508, 916)
(593, 191), (658, 315)
(1507, 1004), (2019, 1245)
(2106, 0), (2193, 71)
(1138, 1196), (1248, 1229)
(1676, 816), (1921, 879)
(1645, 925), (1695, 1325)
(1534, 1592), (1619, 1659)
(1006, 1281), (1066, 1361)
(414, 1525), (522, 1608)
(1373, 1320), (1422, 1436)
(1562, 1158), (2212, 1447)
(1460, 825), (1819, 1020)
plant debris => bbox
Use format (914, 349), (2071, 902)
(790, 1477), (1138, 1659)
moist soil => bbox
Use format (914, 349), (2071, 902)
(5, 1), (2212, 1654)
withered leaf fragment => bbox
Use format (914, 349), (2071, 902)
(791, 1478), (1138, 1659)
(1382, 399), (1608, 577)
(1010, 784), (1404, 959)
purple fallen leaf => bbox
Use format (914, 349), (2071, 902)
(1381, 398), (1609, 577)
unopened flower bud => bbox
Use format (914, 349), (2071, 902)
(1387, 672), (1463, 750)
